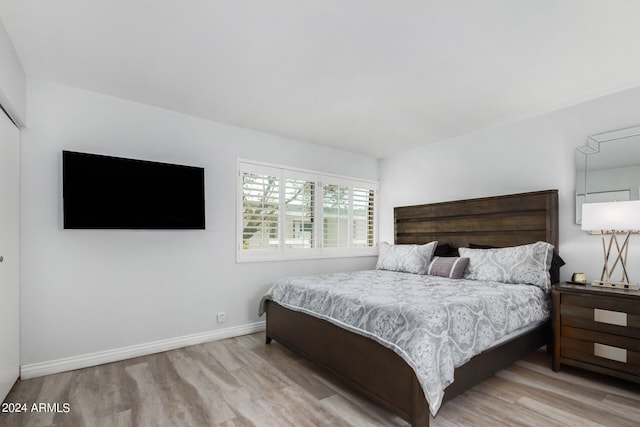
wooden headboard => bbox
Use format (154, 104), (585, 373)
(394, 190), (559, 251)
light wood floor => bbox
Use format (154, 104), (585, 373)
(1, 332), (639, 426)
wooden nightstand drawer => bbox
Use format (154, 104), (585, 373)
(562, 293), (640, 315)
(560, 327), (640, 376)
(560, 303), (640, 339)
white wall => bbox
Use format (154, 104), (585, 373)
(20, 79), (378, 367)
(379, 85), (640, 284)
(0, 17), (25, 125)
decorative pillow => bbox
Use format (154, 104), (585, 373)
(469, 243), (565, 284)
(458, 241), (554, 290)
(376, 241), (437, 274)
(434, 243), (451, 257)
(427, 256), (469, 279)
(549, 250), (566, 284)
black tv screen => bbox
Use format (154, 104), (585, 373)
(63, 151), (205, 229)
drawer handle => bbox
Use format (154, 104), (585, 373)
(594, 343), (627, 363)
(594, 308), (627, 327)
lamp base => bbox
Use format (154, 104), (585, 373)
(591, 280), (639, 290)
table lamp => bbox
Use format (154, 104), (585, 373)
(581, 200), (640, 290)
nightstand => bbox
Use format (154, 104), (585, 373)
(552, 283), (640, 383)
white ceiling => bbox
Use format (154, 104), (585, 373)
(2, 1), (640, 158)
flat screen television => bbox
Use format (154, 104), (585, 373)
(63, 151), (205, 229)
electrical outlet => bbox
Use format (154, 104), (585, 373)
(216, 312), (227, 324)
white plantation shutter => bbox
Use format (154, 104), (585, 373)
(322, 184), (349, 248)
(241, 171), (280, 250)
(237, 160), (377, 261)
(284, 178), (315, 249)
(352, 188), (375, 248)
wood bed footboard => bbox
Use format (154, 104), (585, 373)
(266, 300), (550, 427)
(265, 300), (429, 425)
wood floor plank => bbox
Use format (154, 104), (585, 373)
(251, 349), (336, 401)
(516, 396), (605, 427)
(492, 362), (640, 426)
(602, 394), (640, 419)
(203, 340), (243, 372)
(166, 350), (236, 424)
(453, 389), (560, 427)
(1, 332), (638, 427)
(516, 355), (640, 401)
(96, 408), (133, 427)
(261, 384), (338, 427)
(124, 362), (178, 426)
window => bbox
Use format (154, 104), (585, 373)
(238, 160), (378, 261)
(322, 184), (349, 248)
(285, 178), (315, 249)
(353, 187), (376, 247)
(241, 170), (279, 250)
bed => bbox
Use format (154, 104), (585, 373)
(262, 190), (559, 426)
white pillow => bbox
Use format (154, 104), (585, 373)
(376, 241), (438, 274)
(458, 241), (554, 290)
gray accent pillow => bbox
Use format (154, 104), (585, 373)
(427, 256), (469, 279)
(458, 241), (554, 290)
(376, 241), (437, 274)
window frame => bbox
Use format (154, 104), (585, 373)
(237, 159), (378, 262)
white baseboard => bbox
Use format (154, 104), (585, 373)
(20, 321), (266, 380)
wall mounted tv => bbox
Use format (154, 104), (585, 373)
(63, 151), (205, 229)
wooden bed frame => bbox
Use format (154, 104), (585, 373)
(265, 190), (559, 426)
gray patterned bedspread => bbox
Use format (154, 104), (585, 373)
(260, 269), (549, 415)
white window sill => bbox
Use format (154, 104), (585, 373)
(236, 248), (378, 263)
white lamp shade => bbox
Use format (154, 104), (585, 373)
(581, 200), (640, 231)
